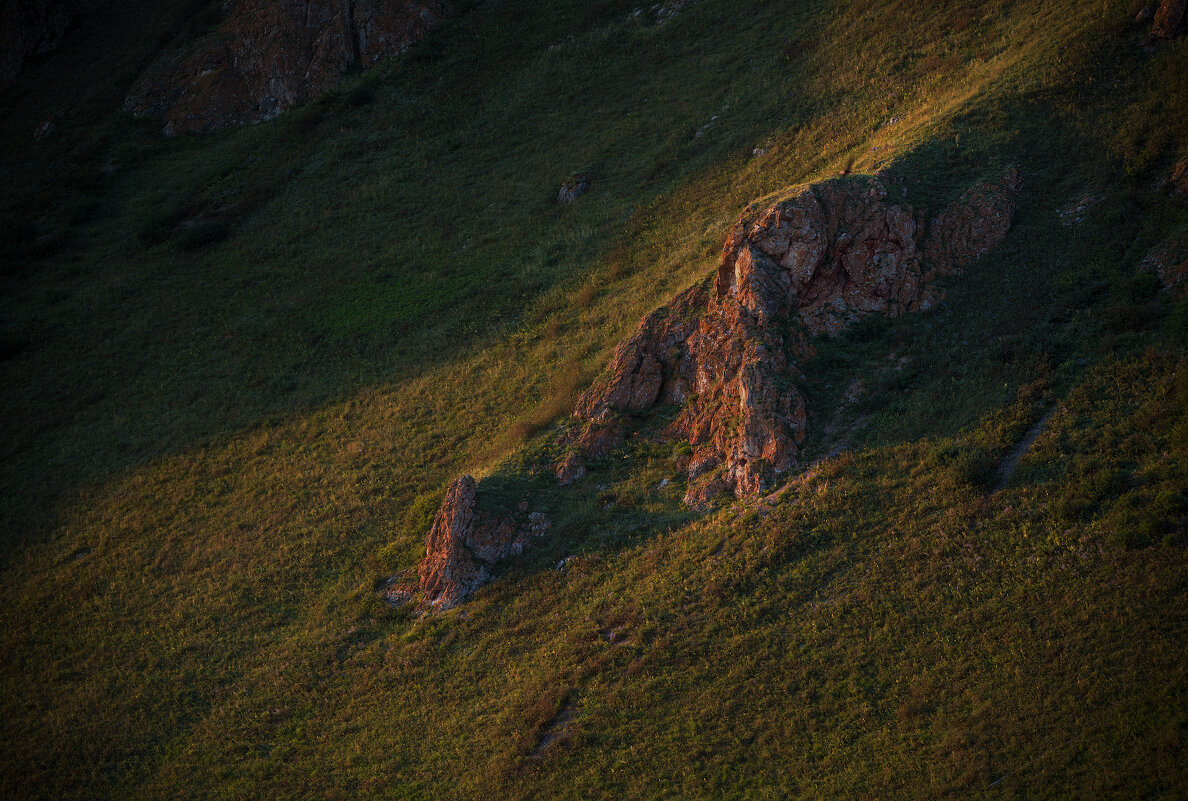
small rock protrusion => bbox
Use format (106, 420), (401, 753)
(413, 475), (551, 611)
(555, 452), (586, 486)
(557, 175), (589, 204)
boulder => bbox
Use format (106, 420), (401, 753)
(417, 475), (485, 611)
(920, 167), (1020, 275)
(415, 475), (549, 611)
(124, 0), (451, 134)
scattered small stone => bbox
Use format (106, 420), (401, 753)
(694, 115), (718, 138)
(629, 0), (700, 23)
(527, 511), (550, 537)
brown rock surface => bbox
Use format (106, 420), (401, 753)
(416, 475), (547, 611)
(1169, 159), (1188, 197)
(417, 475), (485, 611)
(1144, 230), (1188, 298)
(555, 452), (586, 486)
(574, 282), (708, 422)
(573, 169), (1019, 505)
(0, 0), (101, 87)
(1151, 0), (1187, 39)
(920, 167), (1020, 275)
(124, 0), (451, 134)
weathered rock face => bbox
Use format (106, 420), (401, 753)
(124, 0), (451, 134)
(414, 475), (550, 611)
(0, 0), (101, 87)
(556, 282), (704, 484)
(570, 169), (1019, 506)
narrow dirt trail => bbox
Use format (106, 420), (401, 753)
(993, 407), (1055, 491)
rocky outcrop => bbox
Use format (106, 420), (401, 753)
(569, 168), (1020, 506)
(1145, 230), (1188, 298)
(1169, 159), (1188, 198)
(1150, 0), (1187, 40)
(0, 0), (101, 87)
(124, 0), (451, 135)
(403, 168), (1019, 611)
(554, 282), (704, 484)
(411, 475), (550, 611)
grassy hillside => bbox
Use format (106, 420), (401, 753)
(1, 0), (1186, 797)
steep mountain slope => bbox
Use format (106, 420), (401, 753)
(1, 1), (1186, 798)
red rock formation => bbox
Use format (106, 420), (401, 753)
(411, 169), (1019, 609)
(124, 0), (451, 134)
(417, 475), (485, 611)
(415, 475), (549, 611)
(0, 0), (101, 87)
(571, 169), (1019, 506)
